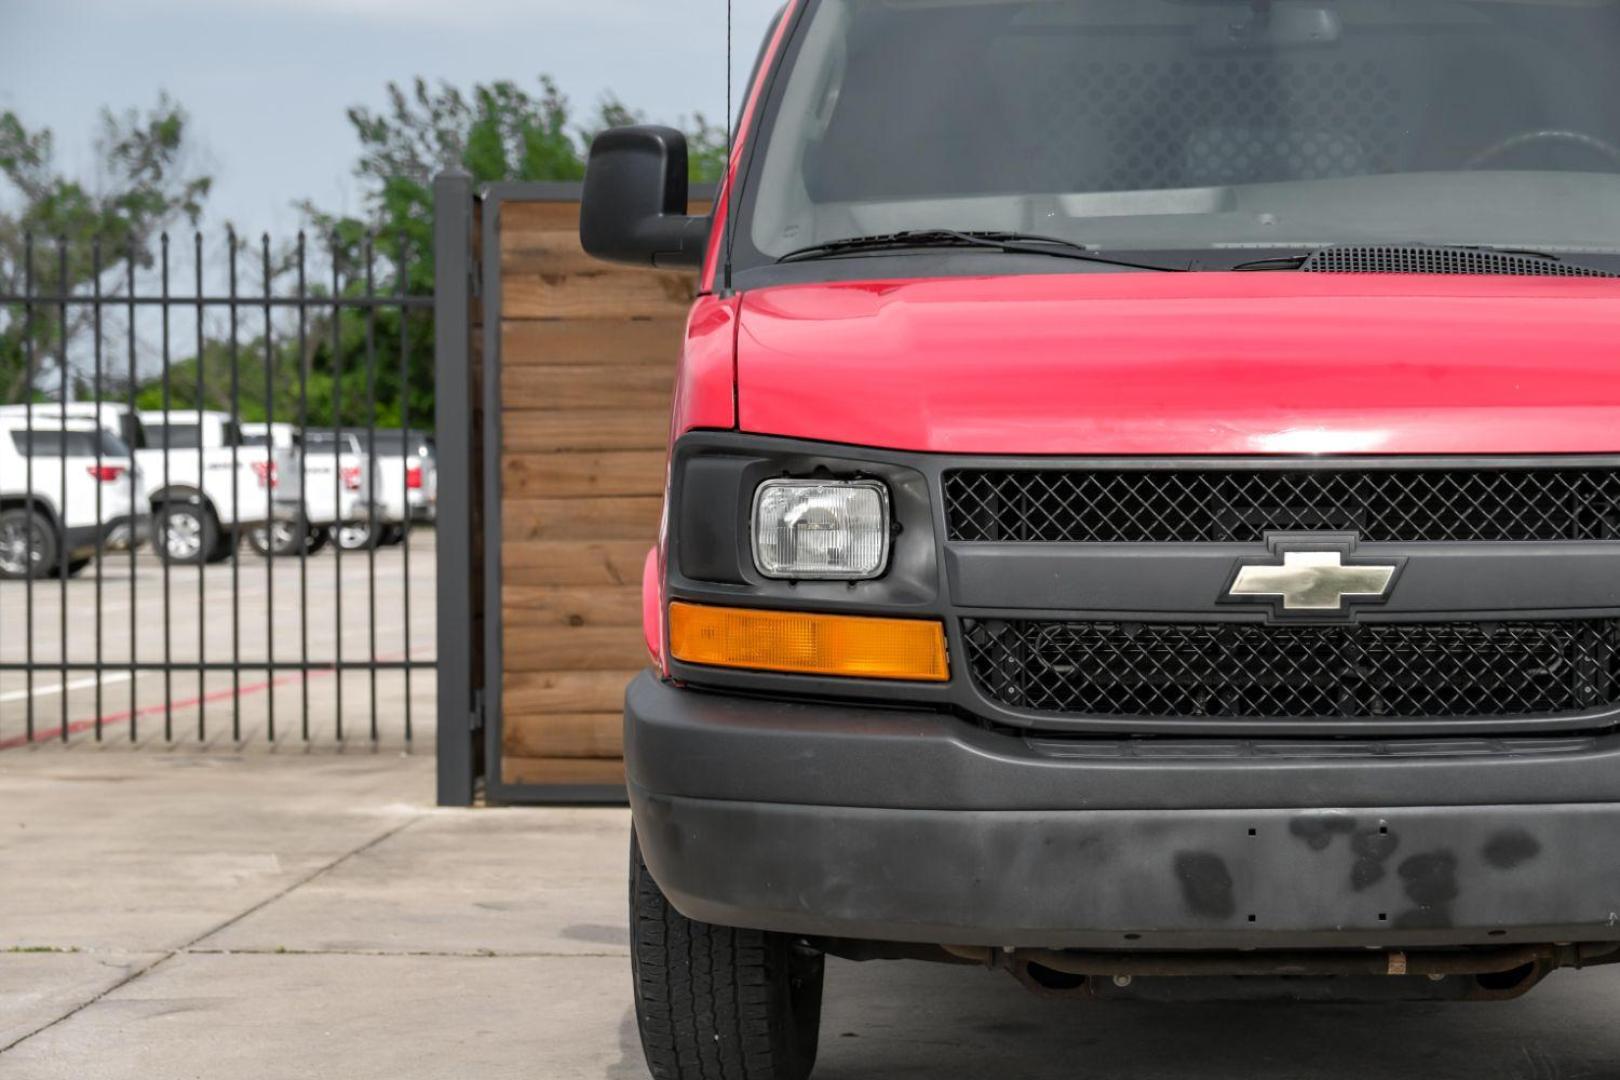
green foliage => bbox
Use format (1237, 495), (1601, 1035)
(294, 75), (726, 431)
(0, 96), (212, 404)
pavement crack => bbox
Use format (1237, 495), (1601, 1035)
(0, 813), (425, 1058)
(183, 813), (426, 951)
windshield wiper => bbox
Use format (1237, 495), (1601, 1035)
(1232, 243), (1616, 275)
(776, 230), (1183, 272)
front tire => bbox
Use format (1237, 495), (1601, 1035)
(631, 832), (824, 1080)
(155, 503), (217, 566)
(0, 508), (56, 580)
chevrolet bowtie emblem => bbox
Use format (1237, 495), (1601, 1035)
(1223, 535), (1403, 619)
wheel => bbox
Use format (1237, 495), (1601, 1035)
(154, 503), (217, 566)
(65, 557), (93, 577)
(247, 518), (306, 558)
(380, 524), (407, 546)
(0, 508), (57, 581)
(631, 831), (823, 1080)
(332, 521), (380, 552)
(303, 527), (330, 555)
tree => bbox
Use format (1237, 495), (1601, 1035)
(296, 75), (725, 430)
(0, 97), (212, 402)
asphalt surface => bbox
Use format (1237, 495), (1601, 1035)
(0, 531), (435, 751)
(4, 752), (1620, 1079)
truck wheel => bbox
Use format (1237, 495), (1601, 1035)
(380, 524), (407, 546)
(247, 518), (306, 558)
(631, 832), (823, 1080)
(0, 508), (56, 581)
(332, 522), (380, 552)
(155, 504), (216, 566)
(303, 528), (330, 555)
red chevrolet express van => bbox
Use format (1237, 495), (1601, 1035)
(578, 2), (1620, 1076)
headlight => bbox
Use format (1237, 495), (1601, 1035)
(751, 479), (891, 580)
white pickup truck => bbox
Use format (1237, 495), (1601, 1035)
(0, 412), (148, 580)
(132, 409), (284, 565)
(328, 428), (435, 550)
(240, 422), (377, 557)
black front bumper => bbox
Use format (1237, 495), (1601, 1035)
(627, 672), (1620, 949)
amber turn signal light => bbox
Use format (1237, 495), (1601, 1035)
(668, 602), (949, 682)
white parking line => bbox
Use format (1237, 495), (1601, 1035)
(0, 671), (136, 704)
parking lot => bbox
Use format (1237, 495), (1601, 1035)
(0, 532), (436, 751)
(5, 750), (1620, 1080)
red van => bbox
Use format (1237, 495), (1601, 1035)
(580, 2), (1620, 1077)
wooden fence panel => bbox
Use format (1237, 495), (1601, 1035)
(497, 196), (701, 789)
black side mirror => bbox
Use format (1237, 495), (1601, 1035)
(580, 126), (712, 269)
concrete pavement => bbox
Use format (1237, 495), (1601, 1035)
(4, 750), (1620, 1079)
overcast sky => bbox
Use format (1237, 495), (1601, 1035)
(1, 0), (777, 236)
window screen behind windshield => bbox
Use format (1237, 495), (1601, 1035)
(743, 0), (1620, 268)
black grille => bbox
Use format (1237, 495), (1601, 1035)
(1302, 246), (1616, 278)
(943, 466), (1620, 544)
(962, 619), (1620, 721)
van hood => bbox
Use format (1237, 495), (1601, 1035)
(734, 273), (1620, 455)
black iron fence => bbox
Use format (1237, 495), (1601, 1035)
(0, 228), (437, 748)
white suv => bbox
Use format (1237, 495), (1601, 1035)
(0, 413), (147, 580)
(2, 405), (277, 565)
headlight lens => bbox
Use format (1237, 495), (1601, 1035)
(751, 479), (890, 580)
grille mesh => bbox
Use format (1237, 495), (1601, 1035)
(1302, 246), (1617, 278)
(943, 467), (1620, 544)
(962, 619), (1620, 721)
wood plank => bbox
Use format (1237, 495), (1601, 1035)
(499, 198), (706, 240)
(501, 409), (669, 453)
(503, 540), (650, 587)
(502, 364), (672, 412)
(500, 200), (583, 234)
(502, 497), (662, 542)
(505, 669), (639, 715)
(503, 585), (643, 629)
(501, 451), (666, 499)
(504, 268), (698, 320)
(503, 624), (649, 672)
(501, 319), (686, 369)
(503, 712), (624, 759)
(502, 755), (626, 787)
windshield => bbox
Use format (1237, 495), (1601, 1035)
(741, 0), (1620, 273)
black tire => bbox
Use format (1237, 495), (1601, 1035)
(331, 521), (381, 552)
(380, 524), (407, 546)
(0, 507), (57, 581)
(247, 518), (306, 558)
(303, 527), (330, 555)
(631, 831), (824, 1080)
(65, 557), (93, 577)
(155, 503), (217, 566)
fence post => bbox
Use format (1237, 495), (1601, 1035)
(434, 168), (481, 806)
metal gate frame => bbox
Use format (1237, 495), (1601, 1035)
(3, 222), (435, 752)
(433, 175), (715, 806)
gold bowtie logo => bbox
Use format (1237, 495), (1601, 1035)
(1229, 550), (1398, 611)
